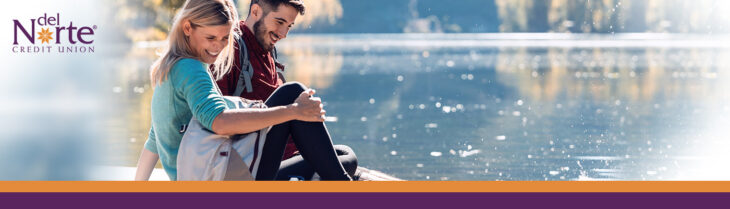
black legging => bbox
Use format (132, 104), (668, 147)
(276, 144), (358, 180)
(255, 82), (353, 181)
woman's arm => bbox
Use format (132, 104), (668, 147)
(211, 89), (325, 135)
(134, 148), (159, 181)
(171, 59), (325, 136)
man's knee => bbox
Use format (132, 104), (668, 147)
(279, 82), (307, 95)
(266, 82), (308, 107)
(334, 145), (354, 156)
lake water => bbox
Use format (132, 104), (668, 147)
(105, 33), (730, 181)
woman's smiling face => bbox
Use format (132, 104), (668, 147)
(184, 21), (232, 64)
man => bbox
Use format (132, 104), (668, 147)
(215, 0), (301, 101)
(213, 0), (360, 180)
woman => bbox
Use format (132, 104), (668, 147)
(134, 0), (351, 181)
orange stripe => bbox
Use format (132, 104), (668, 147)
(1, 181), (730, 193)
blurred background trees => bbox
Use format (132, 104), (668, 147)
(112, 0), (730, 41)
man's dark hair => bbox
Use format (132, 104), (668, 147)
(250, 0), (306, 16)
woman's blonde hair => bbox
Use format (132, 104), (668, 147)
(150, 0), (239, 86)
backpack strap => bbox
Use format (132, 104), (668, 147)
(233, 34), (288, 96)
(233, 33), (254, 96)
(272, 46), (287, 83)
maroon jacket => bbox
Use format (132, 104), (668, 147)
(214, 21), (298, 160)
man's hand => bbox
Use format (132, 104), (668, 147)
(291, 89), (326, 122)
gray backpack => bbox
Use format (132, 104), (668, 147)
(177, 96), (270, 181)
(177, 68), (271, 181)
(232, 33), (286, 97)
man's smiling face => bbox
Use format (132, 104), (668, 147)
(252, 3), (299, 52)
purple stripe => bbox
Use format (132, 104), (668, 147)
(1, 193), (729, 208)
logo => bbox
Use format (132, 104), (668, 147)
(12, 13), (97, 54)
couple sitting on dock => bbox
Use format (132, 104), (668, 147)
(135, 0), (395, 181)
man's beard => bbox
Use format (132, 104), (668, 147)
(253, 19), (273, 52)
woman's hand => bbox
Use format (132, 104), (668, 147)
(291, 89), (326, 122)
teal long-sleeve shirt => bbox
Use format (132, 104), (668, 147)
(144, 58), (228, 181)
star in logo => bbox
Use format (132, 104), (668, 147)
(37, 28), (54, 44)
